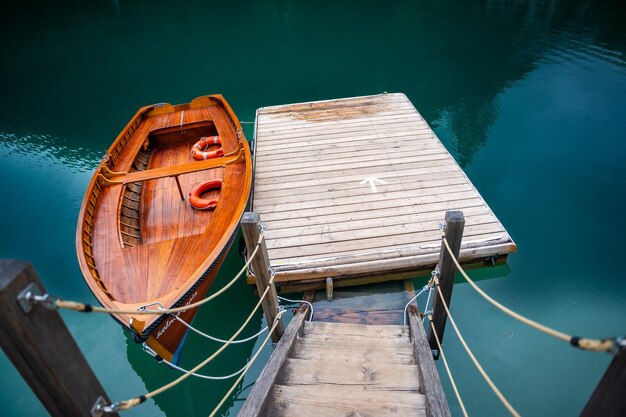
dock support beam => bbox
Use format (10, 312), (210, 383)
(0, 260), (118, 417)
(428, 211), (465, 359)
(241, 212), (285, 343)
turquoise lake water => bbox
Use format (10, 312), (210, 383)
(1, 1), (625, 416)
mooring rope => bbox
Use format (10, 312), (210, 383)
(403, 284), (430, 326)
(434, 282), (521, 417)
(98, 272), (279, 413)
(27, 234), (264, 316)
(143, 343), (250, 381)
(429, 318), (469, 417)
(171, 315), (269, 345)
(208, 309), (287, 417)
(439, 232), (623, 354)
(278, 296), (314, 321)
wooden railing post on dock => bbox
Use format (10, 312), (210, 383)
(579, 346), (626, 417)
(428, 211), (465, 359)
(241, 212), (285, 343)
(0, 260), (119, 417)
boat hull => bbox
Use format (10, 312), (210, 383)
(76, 95), (252, 363)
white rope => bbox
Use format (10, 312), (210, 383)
(278, 296), (314, 321)
(424, 285), (434, 316)
(102, 272), (279, 412)
(143, 344), (251, 380)
(171, 315), (268, 344)
(403, 285), (429, 326)
(208, 310), (287, 417)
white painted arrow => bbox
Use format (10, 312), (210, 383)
(360, 176), (386, 193)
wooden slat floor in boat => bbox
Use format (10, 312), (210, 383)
(252, 93), (516, 287)
(91, 104), (244, 304)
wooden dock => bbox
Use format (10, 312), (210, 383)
(239, 282), (451, 417)
(250, 93), (516, 292)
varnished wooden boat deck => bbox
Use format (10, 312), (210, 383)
(251, 93), (516, 291)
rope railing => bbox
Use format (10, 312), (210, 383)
(429, 318), (469, 417)
(98, 270), (280, 413)
(439, 232), (624, 354)
(171, 314), (269, 345)
(278, 296), (314, 321)
(208, 309), (287, 417)
(434, 280), (521, 417)
(26, 234), (264, 316)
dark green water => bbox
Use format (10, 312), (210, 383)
(1, 1), (625, 416)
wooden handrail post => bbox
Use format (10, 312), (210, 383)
(0, 260), (119, 417)
(579, 346), (626, 417)
(427, 210), (465, 359)
(241, 212), (285, 343)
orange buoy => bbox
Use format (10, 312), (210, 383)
(188, 179), (223, 210)
(191, 136), (223, 160)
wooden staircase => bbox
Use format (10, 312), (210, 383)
(268, 321), (426, 417)
(238, 283), (451, 417)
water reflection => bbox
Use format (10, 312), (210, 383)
(0, 130), (102, 172)
(431, 0), (625, 167)
(1, 0), (625, 416)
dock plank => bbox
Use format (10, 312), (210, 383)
(281, 358), (421, 390)
(292, 338), (416, 365)
(252, 93), (515, 289)
(269, 385), (426, 417)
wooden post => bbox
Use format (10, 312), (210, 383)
(0, 260), (119, 417)
(427, 211), (465, 359)
(579, 346), (626, 417)
(241, 212), (285, 343)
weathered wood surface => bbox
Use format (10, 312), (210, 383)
(408, 307), (453, 417)
(0, 260), (118, 417)
(251, 93), (516, 291)
(75, 94), (253, 361)
(241, 212), (285, 342)
(239, 320), (428, 417)
(238, 306), (309, 417)
(239, 279), (453, 417)
(268, 385), (426, 417)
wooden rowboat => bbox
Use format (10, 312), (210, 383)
(76, 95), (252, 363)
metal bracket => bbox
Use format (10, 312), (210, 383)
(90, 396), (107, 417)
(484, 255), (498, 267)
(17, 282), (41, 314)
(137, 301), (164, 312)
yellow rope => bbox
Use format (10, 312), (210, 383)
(435, 284), (521, 417)
(55, 234), (263, 316)
(208, 309), (288, 417)
(440, 236), (618, 353)
(429, 319), (469, 417)
(114, 273), (278, 412)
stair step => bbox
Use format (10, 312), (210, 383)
(268, 385), (426, 417)
(292, 338), (416, 365)
(281, 358), (421, 391)
(304, 321), (409, 338)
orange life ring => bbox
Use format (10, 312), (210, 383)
(188, 179), (222, 210)
(191, 136), (223, 160)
